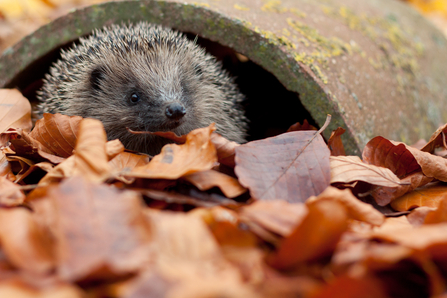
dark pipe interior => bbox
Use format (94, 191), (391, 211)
(10, 32), (317, 141)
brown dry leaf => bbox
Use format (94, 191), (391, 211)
(142, 189), (238, 208)
(109, 151), (150, 170)
(390, 182), (447, 211)
(48, 177), (151, 281)
(286, 119), (317, 132)
(330, 155), (403, 187)
(29, 113), (82, 158)
(421, 123), (447, 153)
(0, 278), (84, 298)
(268, 200), (349, 270)
(327, 127), (346, 156)
(0, 176), (24, 206)
(363, 136), (421, 177)
(105, 139), (125, 160)
(130, 124), (217, 179)
(307, 186), (385, 226)
(239, 200), (308, 237)
(2, 128), (65, 164)
(0, 89), (32, 134)
(310, 275), (387, 298)
(372, 221), (447, 250)
(424, 198), (447, 224)
(183, 170), (247, 198)
(0, 152), (14, 180)
(210, 133), (239, 167)
(0, 207), (55, 275)
(364, 136), (447, 182)
(370, 171), (434, 206)
(235, 129), (330, 203)
(39, 118), (111, 185)
(407, 206), (437, 227)
(143, 209), (255, 297)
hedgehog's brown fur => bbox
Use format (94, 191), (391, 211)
(37, 22), (247, 155)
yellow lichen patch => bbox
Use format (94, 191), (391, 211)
(311, 64), (328, 84)
(289, 8), (307, 18)
(234, 4), (249, 11)
(282, 28), (291, 36)
(322, 5), (424, 76)
(191, 2), (210, 8)
(261, 0), (288, 13)
(253, 26), (297, 51)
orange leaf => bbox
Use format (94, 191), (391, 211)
(327, 127), (346, 156)
(130, 124), (217, 179)
(235, 130), (330, 202)
(0, 207), (55, 275)
(210, 133), (239, 167)
(268, 200), (348, 269)
(39, 118), (111, 184)
(391, 182), (447, 211)
(183, 170), (247, 198)
(29, 113), (81, 158)
(307, 186), (385, 226)
(0, 89), (32, 134)
(48, 177), (151, 281)
(239, 200), (308, 237)
(0, 176), (24, 206)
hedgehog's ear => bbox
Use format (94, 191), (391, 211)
(90, 67), (105, 91)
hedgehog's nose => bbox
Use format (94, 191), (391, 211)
(165, 103), (186, 120)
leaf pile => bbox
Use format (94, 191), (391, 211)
(2, 89), (447, 298)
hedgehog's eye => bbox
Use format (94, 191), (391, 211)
(129, 93), (140, 104)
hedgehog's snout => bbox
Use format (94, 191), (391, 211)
(165, 102), (186, 120)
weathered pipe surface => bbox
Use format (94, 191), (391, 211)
(0, 0), (446, 155)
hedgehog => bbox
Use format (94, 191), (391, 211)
(37, 22), (248, 155)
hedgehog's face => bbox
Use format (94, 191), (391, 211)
(74, 44), (222, 154)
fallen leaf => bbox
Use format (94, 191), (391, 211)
(307, 186), (385, 226)
(372, 221), (447, 250)
(369, 172), (433, 206)
(0, 176), (24, 206)
(363, 136), (421, 178)
(105, 140), (125, 161)
(327, 127), (346, 156)
(239, 200), (308, 237)
(142, 189), (238, 208)
(235, 126), (330, 203)
(286, 119), (317, 132)
(109, 151), (150, 170)
(48, 177), (151, 281)
(0, 89), (32, 135)
(183, 170), (247, 198)
(143, 210), (254, 297)
(210, 133), (239, 167)
(407, 206), (437, 227)
(390, 182), (447, 211)
(330, 155), (403, 187)
(39, 118), (111, 185)
(268, 200), (348, 269)
(0, 207), (55, 275)
(29, 113), (81, 158)
(0, 152), (14, 180)
(310, 275), (387, 298)
(364, 136), (447, 182)
(130, 124), (217, 179)
(421, 123), (447, 153)
(424, 198), (447, 224)
(0, 277), (84, 298)
(2, 128), (65, 164)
